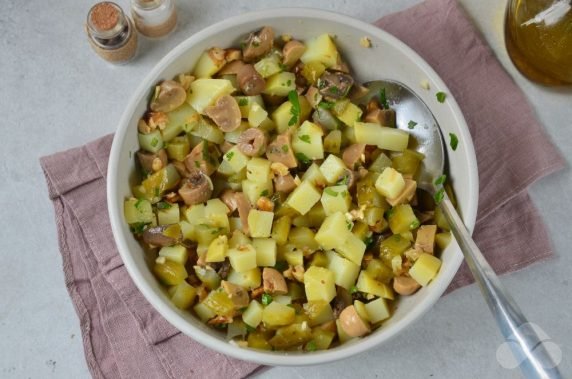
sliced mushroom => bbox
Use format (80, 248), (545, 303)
(364, 108), (396, 127)
(282, 40), (306, 67)
(184, 141), (217, 176)
(234, 192), (252, 234)
(218, 59), (246, 75)
(137, 149), (168, 173)
(266, 133), (297, 168)
(142, 224), (182, 247)
(238, 128), (267, 157)
(237, 64), (266, 96)
(262, 268), (288, 295)
(273, 174), (297, 193)
(221, 280), (250, 308)
(217, 260), (231, 280)
(204, 95), (242, 132)
(393, 276), (421, 295)
(305, 86), (322, 109)
(317, 71), (354, 100)
(178, 171), (213, 206)
(242, 26), (274, 63)
(342, 143), (366, 169)
(220, 190), (238, 213)
(332, 286), (353, 318)
(339, 305), (371, 337)
(339, 169), (358, 190)
(150, 80), (187, 112)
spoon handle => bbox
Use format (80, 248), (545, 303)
(439, 194), (561, 379)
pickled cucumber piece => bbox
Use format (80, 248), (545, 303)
(153, 260), (188, 286)
(262, 302), (296, 327)
(206, 235), (228, 263)
(158, 245), (188, 265)
(269, 322), (312, 348)
(203, 289), (235, 317)
(170, 281), (197, 310)
(242, 300), (264, 328)
(124, 198), (154, 225)
(388, 204), (419, 234)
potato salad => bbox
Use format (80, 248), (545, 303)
(124, 26), (451, 351)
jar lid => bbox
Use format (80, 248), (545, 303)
(87, 2), (127, 39)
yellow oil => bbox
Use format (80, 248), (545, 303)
(505, 0), (572, 85)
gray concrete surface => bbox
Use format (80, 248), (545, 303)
(0, 0), (570, 378)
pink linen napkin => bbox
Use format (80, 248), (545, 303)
(40, 0), (564, 377)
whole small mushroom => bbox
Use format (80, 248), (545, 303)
(237, 64), (266, 96)
(393, 276), (421, 295)
(242, 26), (274, 62)
(339, 305), (371, 337)
(178, 170), (213, 206)
(150, 80), (187, 112)
(204, 95), (242, 132)
(317, 71), (355, 100)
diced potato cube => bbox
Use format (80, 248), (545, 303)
(274, 295), (292, 305)
(388, 204), (419, 234)
(414, 225), (437, 253)
(228, 244), (257, 272)
(187, 79), (235, 114)
(315, 212), (351, 249)
(375, 167), (405, 199)
(124, 198), (154, 224)
(292, 121), (324, 160)
(284, 248), (304, 267)
(246, 158), (271, 183)
(321, 185), (351, 215)
(193, 48), (226, 78)
(336, 103), (363, 127)
(227, 267), (261, 289)
(301, 163), (328, 188)
(164, 104), (200, 139)
(206, 235), (228, 262)
(364, 297), (391, 323)
(323, 130), (342, 154)
(301, 61), (326, 84)
(252, 238), (277, 267)
(304, 266), (336, 303)
(271, 216), (291, 246)
(170, 281), (197, 310)
(353, 300), (370, 322)
(159, 245), (188, 265)
(327, 252), (360, 290)
(386, 179), (417, 207)
(262, 302), (296, 327)
(254, 53), (282, 78)
(285, 180), (321, 215)
(319, 154), (347, 184)
(303, 301), (334, 326)
(354, 122), (409, 151)
(336, 233), (366, 266)
(300, 34), (339, 68)
(194, 302), (216, 322)
(271, 96), (312, 133)
(409, 253), (441, 286)
(311, 328), (336, 350)
(242, 178), (273, 205)
(356, 271), (394, 300)
(223, 146), (250, 173)
(288, 227), (320, 251)
(263, 72), (296, 97)
(248, 209), (274, 238)
(248, 103), (268, 127)
(242, 300), (264, 328)
(179, 220), (196, 240)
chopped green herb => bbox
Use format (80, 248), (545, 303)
(286, 79), (292, 86)
(260, 189), (269, 197)
(238, 98), (248, 106)
(306, 341), (317, 352)
(225, 151), (235, 161)
(194, 160), (200, 168)
(281, 144), (289, 153)
(379, 88), (389, 109)
(434, 188), (445, 204)
(239, 307), (248, 313)
(328, 85), (341, 95)
(324, 188), (338, 197)
(449, 133), (459, 151)
(274, 260), (288, 272)
(434, 175), (447, 186)
(408, 120), (417, 129)
(318, 101), (335, 110)
(341, 190), (348, 197)
(364, 235), (374, 249)
(346, 220), (353, 230)
(156, 201), (172, 210)
(134, 198), (145, 210)
(240, 41), (246, 50)
(150, 137), (159, 147)
(245, 323), (256, 332)
(295, 152), (311, 165)
(409, 219), (421, 230)
(130, 222), (150, 234)
(336, 175), (350, 186)
(384, 208), (394, 219)
(298, 134), (311, 144)
(279, 63), (288, 71)
(350, 285), (358, 294)
(261, 293), (273, 305)
(288, 90), (301, 126)
(436, 91), (446, 103)
(270, 192), (281, 203)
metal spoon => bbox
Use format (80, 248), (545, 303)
(356, 80), (561, 379)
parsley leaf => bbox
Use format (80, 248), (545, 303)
(130, 222), (150, 234)
(156, 201), (172, 210)
(150, 137), (159, 147)
(260, 189), (269, 197)
(225, 151), (235, 161)
(434, 188), (445, 204)
(295, 152), (311, 165)
(261, 293), (273, 305)
(346, 220), (353, 230)
(237, 98), (248, 106)
(449, 133), (459, 151)
(298, 134), (311, 144)
(379, 88), (389, 109)
(318, 101), (335, 110)
(434, 175), (447, 186)
(288, 90), (301, 126)
(274, 261), (288, 272)
(409, 219), (420, 230)
(350, 285), (358, 294)
(364, 235), (374, 249)
(324, 188), (338, 197)
(245, 323), (256, 332)
(408, 120), (417, 129)
(281, 144), (289, 153)
(436, 91), (447, 103)
(306, 341), (317, 352)
(134, 198), (145, 210)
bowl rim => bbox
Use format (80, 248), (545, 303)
(107, 7), (479, 366)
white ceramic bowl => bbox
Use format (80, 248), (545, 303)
(108, 8), (478, 366)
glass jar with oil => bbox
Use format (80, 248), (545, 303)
(505, 0), (572, 85)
